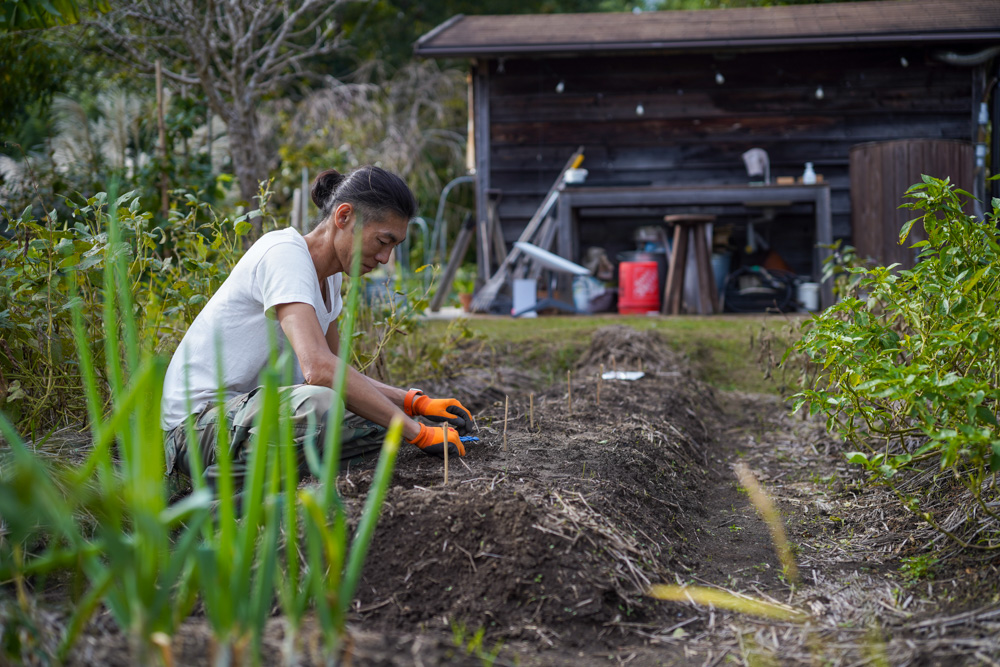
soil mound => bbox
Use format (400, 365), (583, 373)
(345, 325), (719, 647)
(574, 325), (688, 375)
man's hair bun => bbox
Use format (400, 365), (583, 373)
(311, 169), (345, 208)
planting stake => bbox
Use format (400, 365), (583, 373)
(503, 395), (509, 452)
(567, 370), (572, 414)
(529, 393), (535, 430)
(443, 422), (449, 485)
(598, 364), (604, 407)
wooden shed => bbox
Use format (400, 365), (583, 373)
(416, 0), (1000, 309)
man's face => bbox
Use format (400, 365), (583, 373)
(336, 206), (408, 275)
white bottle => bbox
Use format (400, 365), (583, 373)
(802, 162), (817, 185)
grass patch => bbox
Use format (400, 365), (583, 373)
(415, 313), (806, 395)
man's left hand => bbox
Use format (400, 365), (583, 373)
(405, 389), (473, 435)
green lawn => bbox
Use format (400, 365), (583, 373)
(416, 313), (809, 395)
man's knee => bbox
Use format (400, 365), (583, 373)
(287, 385), (339, 425)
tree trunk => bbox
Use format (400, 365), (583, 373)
(225, 103), (267, 234)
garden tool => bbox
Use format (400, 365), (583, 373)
(408, 423), (466, 458)
(404, 389), (473, 435)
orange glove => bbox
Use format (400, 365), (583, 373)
(407, 423), (466, 458)
(404, 389), (473, 435)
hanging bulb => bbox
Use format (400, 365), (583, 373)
(900, 56), (909, 68)
(555, 80), (565, 94)
(815, 85), (825, 100)
(635, 103), (645, 116)
(715, 72), (725, 85)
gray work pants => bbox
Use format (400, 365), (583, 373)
(164, 384), (386, 490)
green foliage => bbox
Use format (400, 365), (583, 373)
(789, 176), (1000, 549)
(450, 621), (504, 666)
(0, 185), (254, 432)
(898, 554), (937, 583)
(0, 0), (107, 31)
(0, 190), (402, 664)
(0, 32), (70, 140)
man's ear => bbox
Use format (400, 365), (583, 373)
(333, 202), (354, 230)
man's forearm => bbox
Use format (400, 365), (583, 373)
(365, 376), (407, 410)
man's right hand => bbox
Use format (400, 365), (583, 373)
(407, 423), (466, 458)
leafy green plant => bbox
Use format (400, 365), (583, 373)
(899, 554), (938, 583)
(0, 184), (260, 432)
(1, 184), (403, 665)
(789, 176), (1000, 549)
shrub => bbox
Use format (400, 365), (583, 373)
(789, 176), (1000, 550)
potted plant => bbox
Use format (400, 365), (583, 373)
(453, 265), (476, 312)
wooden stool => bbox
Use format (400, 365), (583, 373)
(662, 214), (719, 315)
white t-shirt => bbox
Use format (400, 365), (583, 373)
(161, 228), (343, 430)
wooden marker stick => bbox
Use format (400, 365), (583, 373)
(503, 395), (509, 452)
(598, 363), (604, 407)
(567, 370), (572, 414)
(443, 422), (449, 485)
(529, 393), (535, 430)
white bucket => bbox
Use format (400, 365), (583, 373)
(797, 282), (820, 312)
(512, 278), (538, 317)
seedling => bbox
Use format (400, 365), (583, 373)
(444, 422), (450, 484)
(529, 392), (535, 430)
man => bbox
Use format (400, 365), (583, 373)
(161, 166), (473, 489)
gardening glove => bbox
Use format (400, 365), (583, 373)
(407, 423), (466, 458)
(404, 389), (473, 435)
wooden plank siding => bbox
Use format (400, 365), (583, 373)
(483, 46), (973, 275)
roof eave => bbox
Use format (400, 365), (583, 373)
(415, 31), (1000, 58)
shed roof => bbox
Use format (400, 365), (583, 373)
(414, 0), (1000, 58)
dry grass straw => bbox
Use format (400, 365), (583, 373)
(648, 585), (807, 622)
(734, 461), (799, 584)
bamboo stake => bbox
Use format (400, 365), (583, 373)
(598, 364), (604, 407)
(155, 60), (170, 255)
(567, 370), (572, 414)
(529, 392), (535, 430)
(503, 395), (509, 452)
(443, 422), (449, 485)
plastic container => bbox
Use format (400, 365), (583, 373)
(618, 261), (660, 314)
(796, 281), (820, 312)
(618, 250), (668, 299)
(802, 162), (817, 185)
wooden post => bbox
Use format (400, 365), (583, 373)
(155, 59), (170, 252)
(443, 422), (449, 485)
(598, 364), (604, 407)
(567, 370), (572, 414)
(503, 395), (509, 452)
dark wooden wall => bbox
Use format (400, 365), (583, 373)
(483, 46), (974, 274)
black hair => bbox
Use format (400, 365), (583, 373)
(310, 166), (417, 227)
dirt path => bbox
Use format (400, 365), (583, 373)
(338, 325), (1000, 666)
(64, 325), (1000, 665)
